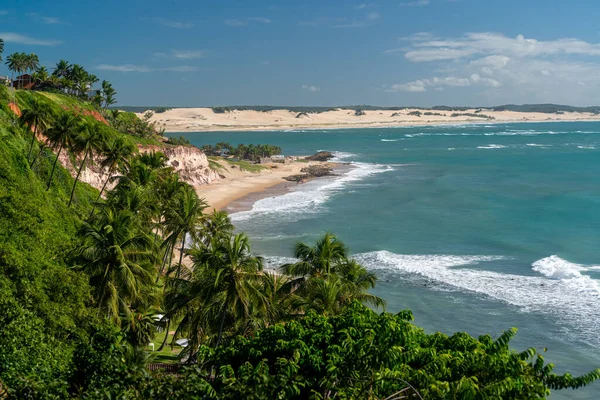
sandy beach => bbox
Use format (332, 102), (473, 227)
(196, 158), (337, 211)
(140, 107), (600, 132)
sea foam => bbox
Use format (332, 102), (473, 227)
(352, 251), (600, 345)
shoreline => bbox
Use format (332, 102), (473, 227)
(141, 107), (600, 133)
(195, 159), (339, 211)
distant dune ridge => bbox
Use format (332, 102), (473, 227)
(130, 105), (600, 132)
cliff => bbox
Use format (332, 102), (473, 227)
(58, 145), (220, 192)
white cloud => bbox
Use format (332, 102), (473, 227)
(302, 84), (320, 92)
(0, 11), (8, 16)
(96, 64), (198, 73)
(0, 32), (62, 46)
(401, 0), (430, 6)
(155, 50), (204, 60)
(225, 17), (271, 27)
(27, 13), (62, 24)
(384, 31), (600, 104)
(153, 18), (193, 29)
(367, 12), (380, 20)
(354, 3), (375, 9)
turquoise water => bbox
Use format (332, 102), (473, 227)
(173, 122), (600, 398)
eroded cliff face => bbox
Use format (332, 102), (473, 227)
(161, 146), (220, 186)
(57, 145), (219, 191)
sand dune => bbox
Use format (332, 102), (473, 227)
(139, 107), (600, 132)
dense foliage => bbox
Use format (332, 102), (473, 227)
(1, 36), (599, 399)
(201, 141), (282, 162)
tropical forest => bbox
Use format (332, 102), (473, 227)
(0, 37), (599, 400)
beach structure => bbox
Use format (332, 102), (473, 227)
(13, 74), (33, 89)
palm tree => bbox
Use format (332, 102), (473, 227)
(31, 66), (50, 87)
(68, 121), (109, 207)
(101, 80), (117, 110)
(18, 97), (54, 164)
(281, 233), (348, 279)
(89, 135), (136, 217)
(5, 53), (26, 85)
(0, 38), (4, 63)
(45, 112), (80, 190)
(201, 210), (234, 245)
(161, 184), (208, 278)
(281, 234), (385, 313)
(25, 53), (39, 76)
(73, 207), (156, 322)
(165, 233), (264, 352)
(52, 60), (71, 78)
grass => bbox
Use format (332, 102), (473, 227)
(207, 156), (226, 172)
(224, 158), (267, 173)
(146, 326), (185, 363)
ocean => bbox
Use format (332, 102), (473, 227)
(173, 122), (600, 399)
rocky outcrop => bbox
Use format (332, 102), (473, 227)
(161, 146), (220, 186)
(57, 145), (220, 192)
(305, 151), (334, 162)
(284, 164), (334, 183)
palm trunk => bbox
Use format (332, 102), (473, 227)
(68, 149), (89, 207)
(176, 232), (186, 278)
(157, 320), (171, 351)
(214, 303), (228, 348)
(30, 143), (46, 168)
(27, 126), (38, 163)
(88, 172), (111, 219)
(156, 241), (171, 283)
(46, 143), (63, 190)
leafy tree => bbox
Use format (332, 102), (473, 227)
(18, 96), (54, 164)
(68, 121), (110, 207)
(0, 38), (3, 63)
(166, 233), (264, 353)
(45, 112), (80, 190)
(89, 135), (136, 217)
(73, 207), (156, 323)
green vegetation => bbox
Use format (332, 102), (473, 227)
(1, 35), (600, 399)
(165, 135), (191, 146)
(224, 158), (268, 172)
(451, 112), (495, 119)
(201, 142), (282, 163)
(408, 110), (422, 117)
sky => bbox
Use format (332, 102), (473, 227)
(1, 0), (600, 107)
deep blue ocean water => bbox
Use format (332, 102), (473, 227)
(171, 122), (600, 399)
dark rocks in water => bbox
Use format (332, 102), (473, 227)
(284, 165), (334, 183)
(305, 151), (334, 161)
(300, 165), (333, 177)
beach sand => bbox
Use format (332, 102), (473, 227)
(140, 107), (600, 132)
(196, 158), (336, 211)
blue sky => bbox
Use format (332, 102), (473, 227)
(1, 0), (600, 106)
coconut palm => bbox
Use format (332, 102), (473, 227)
(0, 38), (4, 62)
(25, 53), (39, 76)
(165, 233), (264, 352)
(45, 112), (80, 190)
(18, 97), (54, 164)
(5, 52), (26, 86)
(68, 121), (110, 207)
(161, 184), (208, 279)
(201, 210), (234, 245)
(52, 59), (71, 78)
(73, 207), (156, 322)
(31, 66), (49, 87)
(281, 233), (348, 279)
(89, 135), (136, 217)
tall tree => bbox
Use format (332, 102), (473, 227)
(165, 233), (264, 352)
(162, 184), (208, 278)
(0, 38), (4, 63)
(73, 207), (156, 322)
(18, 97), (54, 164)
(68, 121), (109, 207)
(52, 59), (71, 78)
(45, 112), (80, 190)
(89, 135), (136, 217)
(282, 233), (348, 278)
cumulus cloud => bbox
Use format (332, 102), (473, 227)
(302, 84), (320, 92)
(154, 50), (204, 59)
(384, 32), (600, 104)
(400, 0), (430, 6)
(0, 32), (62, 46)
(151, 18), (193, 29)
(27, 13), (63, 24)
(225, 17), (271, 27)
(96, 64), (198, 73)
